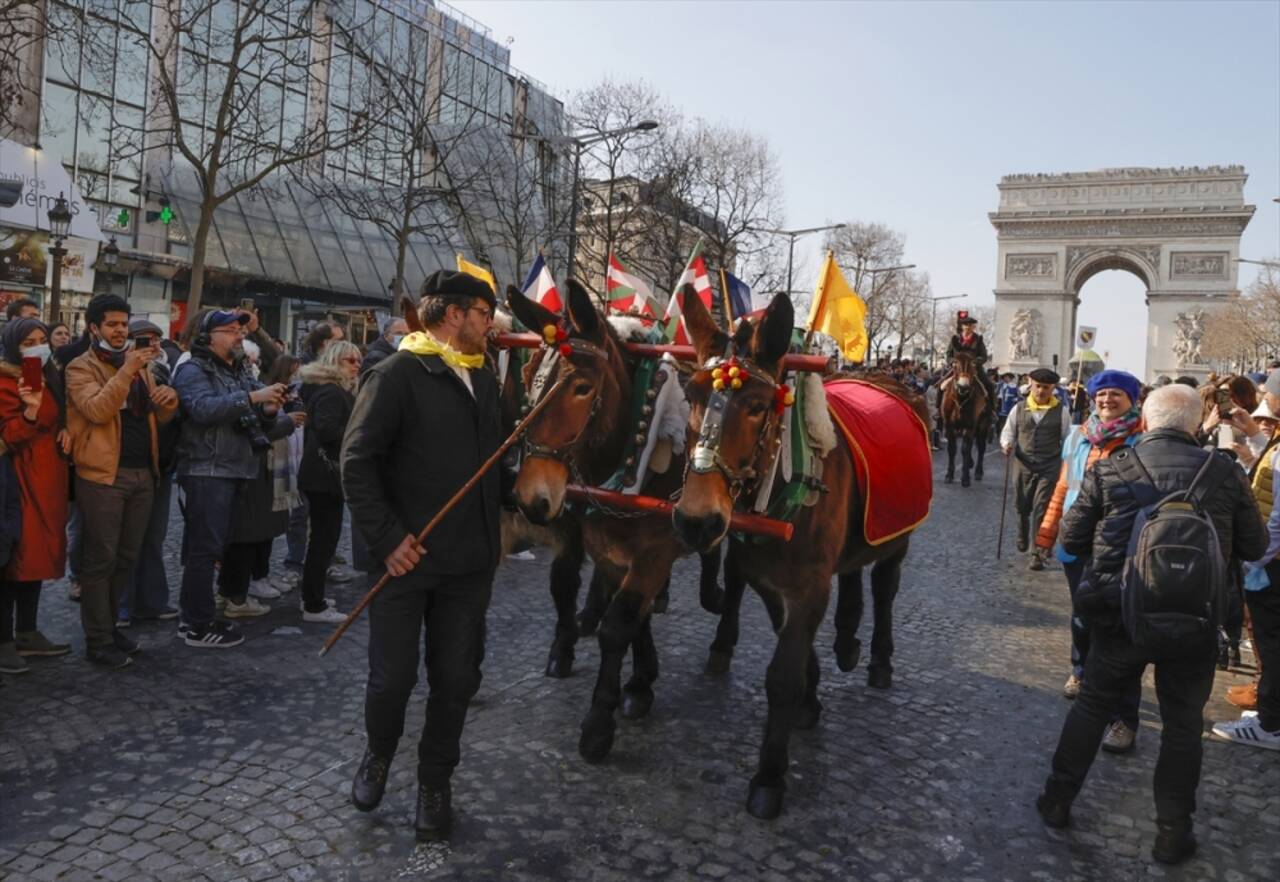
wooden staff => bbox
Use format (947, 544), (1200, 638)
(996, 444), (1013, 560)
(492, 333), (832, 373)
(565, 485), (795, 542)
(318, 376), (568, 657)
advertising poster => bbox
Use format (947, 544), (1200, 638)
(0, 229), (48, 286)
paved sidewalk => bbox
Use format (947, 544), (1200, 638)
(1, 455), (1275, 881)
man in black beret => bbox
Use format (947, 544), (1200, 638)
(341, 269), (500, 840)
(1000, 367), (1070, 570)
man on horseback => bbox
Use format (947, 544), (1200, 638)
(938, 312), (996, 423)
(1000, 368), (1071, 570)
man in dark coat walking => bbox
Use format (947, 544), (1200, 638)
(1000, 367), (1070, 570)
(1035, 383), (1267, 865)
(342, 270), (500, 841)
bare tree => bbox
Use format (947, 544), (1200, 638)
(0, 1), (75, 141)
(1202, 263), (1280, 372)
(91, 0), (375, 313)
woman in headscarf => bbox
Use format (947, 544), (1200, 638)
(0, 317), (71, 674)
(1035, 369), (1145, 753)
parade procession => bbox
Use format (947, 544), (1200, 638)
(1, 0), (1279, 880)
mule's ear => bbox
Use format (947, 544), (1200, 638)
(752, 294), (795, 375)
(564, 278), (601, 339)
(682, 284), (727, 364)
(507, 283), (557, 335)
(402, 297), (423, 333)
(730, 317), (753, 354)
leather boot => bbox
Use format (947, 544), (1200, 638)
(350, 750), (391, 812)
(1152, 820), (1196, 865)
(414, 782), (453, 840)
(1035, 787), (1071, 829)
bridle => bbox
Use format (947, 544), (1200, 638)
(521, 327), (613, 477)
(687, 353), (793, 505)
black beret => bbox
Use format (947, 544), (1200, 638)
(420, 270), (496, 309)
(1028, 368), (1060, 384)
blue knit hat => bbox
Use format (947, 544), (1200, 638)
(1086, 369), (1141, 404)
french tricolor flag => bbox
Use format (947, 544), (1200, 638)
(521, 253), (562, 313)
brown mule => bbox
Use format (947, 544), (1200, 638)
(505, 279), (721, 762)
(940, 351), (990, 487)
(671, 289), (930, 820)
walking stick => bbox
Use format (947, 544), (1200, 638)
(996, 446), (1013, 560)
(318, 376), (569, 658)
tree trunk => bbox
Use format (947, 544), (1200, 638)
(187, 204), (216, 316)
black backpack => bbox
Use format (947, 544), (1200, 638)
(1111, 447), (1230, 653)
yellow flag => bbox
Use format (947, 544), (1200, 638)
(806, 251), (867, 362)
(456, 254), (496, 292)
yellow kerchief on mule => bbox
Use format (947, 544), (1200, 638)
(1025, 394), (1060, 413)
(398, 332), (484, 370)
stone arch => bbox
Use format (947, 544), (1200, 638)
(989, 167), (1254, 381)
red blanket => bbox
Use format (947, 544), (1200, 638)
(824, 379), (933, 545)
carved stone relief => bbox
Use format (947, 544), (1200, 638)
(1173, 308), (1207, 366)
(1064, 245), (1160, 282)
(1171, 252), (1229, 278)
(1005, 254), (1056, 279)
(997, 219), (1248, 239)
(1008, 309), (1042, 360)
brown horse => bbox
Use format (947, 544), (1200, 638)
(506, 279), (723, 762)
(940, 351), (989, 487)
(672, 290), (931, 820)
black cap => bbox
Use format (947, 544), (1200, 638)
(957, 315), (977, 326)
(1028, 368), (1060, 384)
(421, 270), (496, 310)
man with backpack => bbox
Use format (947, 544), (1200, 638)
(1035, 383), (1267, 866)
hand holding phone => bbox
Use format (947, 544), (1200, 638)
(21, 356), (43, 393)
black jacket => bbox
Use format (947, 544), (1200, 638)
(341, 350), (502, 576)
(360, 336), (397, 375)
(297, 364), (354, 498)
(1062, 428), (1268, 614)
(946, 332), (989, 367)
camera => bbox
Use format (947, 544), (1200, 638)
(237, 410), (273, 450)
(135, 334), (153, 349)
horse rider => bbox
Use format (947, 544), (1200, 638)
(939, 312), (996, 421)
(1000, 368), (1071, 571)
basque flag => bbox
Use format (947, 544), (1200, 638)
(521, 253), (562, 313)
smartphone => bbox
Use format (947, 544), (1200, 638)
(1218, 426), (1235, 450)
(21, 356), (43, 392)
(240, 297), (255, 312)
(134, 334), (153, 349)
(1216, 388), (1234, 418)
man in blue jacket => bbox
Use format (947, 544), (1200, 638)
(172, 310), (293, 648)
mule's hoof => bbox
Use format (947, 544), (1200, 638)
(867, 666), (893, 690)
(700, 585), (725, 616)
(706, 649), (733, 675)
(746, 781), (785, 820)
(960, 477), (971, 488)
(621, 688), (654, 720)
(975, 472), (984, 481)
(794, 700), (822, 731)
(544, 654), (573, 679)
(576, 611), (601, 638)
(944, 474), (954, 484)
(834, 636), (862, 673)
(579, 721), (616, 764)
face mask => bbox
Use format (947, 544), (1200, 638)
(21, 343), (51, 365)
(96, 336), (133, 354)
(391, 334), (405, 348)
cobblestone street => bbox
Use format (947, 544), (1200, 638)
(1, 449), (1276, 881)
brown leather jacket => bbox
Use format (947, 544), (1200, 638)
(66, 350), (178, 485)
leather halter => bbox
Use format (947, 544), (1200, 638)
(688, 354), (786, 505)
(521, 337), (613, 473)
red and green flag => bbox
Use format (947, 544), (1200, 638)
(606, 250), (656, 317)
(661, 239), (714, 344)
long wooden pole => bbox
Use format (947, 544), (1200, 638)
(318, 376), (569, 657)
(492, 333), (832, 373)
(996, 445), (1013, 560)
(565, 485), (795, 542)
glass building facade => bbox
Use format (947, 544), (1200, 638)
(13, 0), (565, 339)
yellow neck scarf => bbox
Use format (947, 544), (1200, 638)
(1025, 393), (1060, 413)
(398, 331), (485, 370)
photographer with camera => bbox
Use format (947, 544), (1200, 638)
(172, 309), (294, 649)
(65, 296), (179, 669)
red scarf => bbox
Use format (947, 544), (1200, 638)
(960, 332), (975, 346)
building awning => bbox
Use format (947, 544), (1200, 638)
(157, 161), (469, 304)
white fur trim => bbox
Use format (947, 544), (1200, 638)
(606, 315), (650, 343)
(802, 373), (837, 458)
(624, 358), (689, 495)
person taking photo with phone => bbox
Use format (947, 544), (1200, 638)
(0, 317), (71, 674)
(65, 295), (180, 669)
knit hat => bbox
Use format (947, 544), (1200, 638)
(1086, 369), (1141, 405)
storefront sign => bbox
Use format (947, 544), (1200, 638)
(0, 138), (104, 241)
(0, 229), (47, 286)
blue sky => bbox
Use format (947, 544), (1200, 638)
(459, 0), (1280, 374)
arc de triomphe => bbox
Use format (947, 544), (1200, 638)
(989, 166), (1255, 381)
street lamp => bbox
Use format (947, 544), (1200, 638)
(1236, 257), (1280, 269)
(46, 192), (72, 324)
(515, 120), (660, 283)
(752, 223), (847, 298)
(928, 294), (965, 369)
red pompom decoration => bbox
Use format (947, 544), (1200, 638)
(559, 343), (573, 357)
(555, 326), (569, 342)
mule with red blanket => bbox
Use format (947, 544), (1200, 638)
(940, 351), (990, 487)
(671, 290), (933, 819)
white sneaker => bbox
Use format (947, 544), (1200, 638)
(271, 571), (300, 591)
(298, 598), (337, 612)
(1212, 714), (1280, 750)
(506, 550), (536, 561)
(302, 606), (348, 624)
(224, 596), (271, 618)
(215, 593), (227, 612)
(327, 565), (354, 583)
(248, 579), (282, 600)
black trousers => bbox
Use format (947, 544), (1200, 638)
(1250, 561), (1280, 731)
(218, 539), (273, 602)
(1014, 462), (1057, 548)
(365, 568), (493, 786)
(301, 491), (344, 613)
(1045, 616), (1216, 824)
(0, 580), (40, 643)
